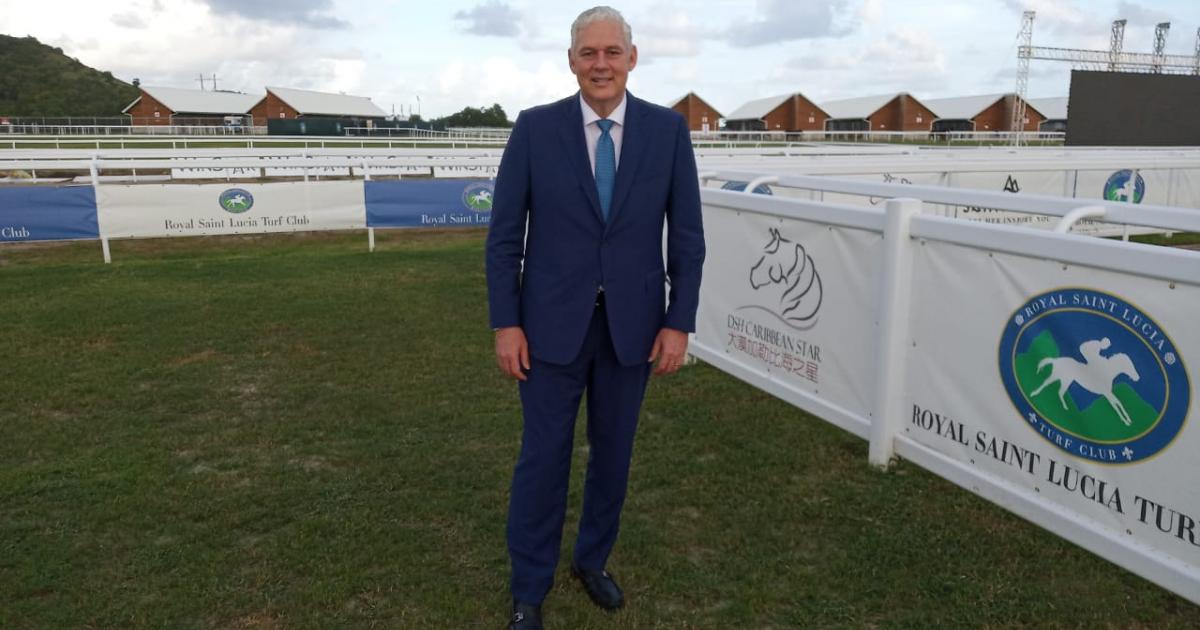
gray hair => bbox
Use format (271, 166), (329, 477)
(570, 6), (633, 50)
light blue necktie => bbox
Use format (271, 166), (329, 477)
(595, 119), (616, 221)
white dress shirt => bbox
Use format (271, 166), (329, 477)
(580, 93), (626, 176)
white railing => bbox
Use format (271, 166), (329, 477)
(0, 124), (267, 136)
(692, 175), (1200, 605)
(690, 129), (1067, 145)
(0, 135), (508, 150)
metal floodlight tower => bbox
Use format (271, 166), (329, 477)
(1153, 22), (1170, 73)
(1109, 20), (1126, 71)
(1194, 27), (1200, 75)
(1010, 10), (1035, 145)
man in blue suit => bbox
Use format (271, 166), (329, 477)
(485, 6), (704, 628)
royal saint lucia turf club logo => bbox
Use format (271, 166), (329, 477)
(1103, 169), (1145, 204)
(998, 288), (1189, 464)
(219, 188), (254, 214)
(462, 182), (494, 211)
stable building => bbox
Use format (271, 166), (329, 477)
(121, 86), (260, 126)
(249, 86), (387, 125)
(668, 92), (723, 132)
(923, 94), (1046, 133)
(723, 93), (828, 132)
(1028, 97), (1068, 133)
(821, 93), (936, 132)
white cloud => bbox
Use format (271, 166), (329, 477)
(998, 0), (1105, 36)
(768, 28), (950, 100)
(454, 0), (522, 37)
(726, 0), (855, 47)
(110, 12), (147, 29)
(429, 57), (576, 116)
(200, 0), (348, 29)
(1115, 1), (1173, 26)
(636, 4), (711, 59)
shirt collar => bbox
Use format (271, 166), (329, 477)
(580, 92), (627, 128)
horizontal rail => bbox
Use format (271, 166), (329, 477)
(0, 157), (502, 171)
(707, 170), (1200, 232)
(702, 188), (887, 233)
(911, 214), (1200, 286)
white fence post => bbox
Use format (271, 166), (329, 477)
(867, 197), (921, 468)
(89, 155), (112, 264)
(363, 160), (376, 252)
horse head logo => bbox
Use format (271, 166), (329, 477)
(748, 228), (822, 326)
(1031, 338), (1141, 426)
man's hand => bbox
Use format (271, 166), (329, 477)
(495, 326), (530, 381)
(648, 328), (689, 376)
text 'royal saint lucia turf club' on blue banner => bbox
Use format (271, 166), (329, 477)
(0, 186), (100, 242)
(364, 179), (493, 228)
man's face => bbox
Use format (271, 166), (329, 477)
(568, 19), (637, 115)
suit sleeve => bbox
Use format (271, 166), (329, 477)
(485, 111), (531, 330)
(662, 114), (705, 333)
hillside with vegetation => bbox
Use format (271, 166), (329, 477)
(0, 34), (139, 117)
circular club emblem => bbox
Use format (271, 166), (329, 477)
(462, 182), (494, 212)
(1103, 169), (1145, 204)
(999, 288), (1189, 464)
(721, 180), (773, 195)
(219, 188), (254, 214)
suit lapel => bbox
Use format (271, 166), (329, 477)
(606, 93), (648, 230)
(558, 95), (604, 223)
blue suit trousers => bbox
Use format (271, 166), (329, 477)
(507, 301), (652, 605)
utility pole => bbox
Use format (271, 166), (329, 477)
(198, 73), (206, 90)
(211, 73), (218, 91)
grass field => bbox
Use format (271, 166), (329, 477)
(1, 230), (1197, 628)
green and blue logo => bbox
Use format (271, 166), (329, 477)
(462, 182), (494, 211)
(999, 288), (1189, 464)
(721, 181), (774, 195)
(1103, 170), (1145, 204)
(219, 188), (254, 214)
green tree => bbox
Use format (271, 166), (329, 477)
(433, 103), (512, 128)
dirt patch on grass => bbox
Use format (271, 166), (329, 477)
(221, 612), (281, 629)
(82, 336), (115, 350)
(287, 455), (336, 473)
(169, 348), (221, 367)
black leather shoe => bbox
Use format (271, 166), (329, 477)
(571, 564), (624, 611)
(509, 601), (543, 630)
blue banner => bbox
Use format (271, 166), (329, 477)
(0, 185), (100, 242)
(365, 179), (493, 228)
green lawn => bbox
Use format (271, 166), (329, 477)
(1, 230), (1196, 628)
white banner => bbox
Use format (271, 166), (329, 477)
(96, 180), (365, 239)
(262, 156), (350, 178)
(694, 205), (881, 428)
(904, 240), (1199, 575)
(432, 165), (499, 179)
(351, 162), (432, 177)
(943, 170), (1065, 227)
(796, 172), (947, 209)
(170, 158), (261, 180)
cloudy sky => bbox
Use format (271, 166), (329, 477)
(2, 0), (1197, 119)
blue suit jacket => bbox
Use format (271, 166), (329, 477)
(485, 92), (705, 367)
